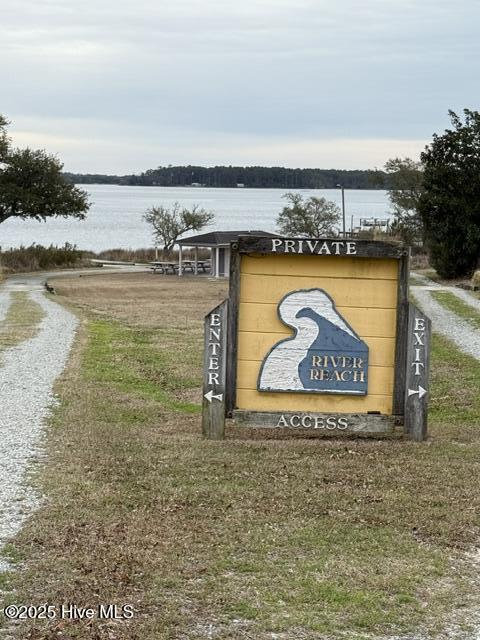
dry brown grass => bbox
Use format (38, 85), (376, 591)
(96, 248), (210, 263)
(1, 272), (480, 639)
(51, 272), (228, 328)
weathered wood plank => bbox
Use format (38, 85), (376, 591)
(238, 303), (398, 338)
(237, 360), (394, 395)
(392, 251), (410, 415)
(202, 300), (228, 440)
(225, 245), (241, 417)
(241, 254), (399, 280)
(237, 236), (406, 259)
(235, 388), (394, 415)
(404, 303), (431, 441)
(239, 272), (398, 308)
(233, 410), (396, 434)
(238, 333), (396, 368)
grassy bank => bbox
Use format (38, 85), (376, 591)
(1, 274), (479, 639)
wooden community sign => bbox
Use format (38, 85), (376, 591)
(202, 236), (431, 442)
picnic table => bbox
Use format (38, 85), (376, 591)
(149, 260), (211, 275)
(181, 259), (211, 274)
(149, 261), (178, 274)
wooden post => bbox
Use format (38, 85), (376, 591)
(404, 303), (431, 441)
(210, 248), (215, 277)
(393, 250), (410, 416)
(194, 246), (198, 275)
(178, 245), (183, 276)
(225, 243), (240, 417)
(202, 300), (228, 439)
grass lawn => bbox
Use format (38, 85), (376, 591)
(432, 290), (480, 329)
(1, 273), (480, 639)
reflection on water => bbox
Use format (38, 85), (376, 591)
(0, 185), (391, 251)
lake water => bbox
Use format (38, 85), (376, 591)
(0, 185), (391, 252)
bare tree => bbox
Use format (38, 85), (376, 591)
(143, 202), (214, 255)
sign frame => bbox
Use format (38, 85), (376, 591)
(202, 236), (430, 441)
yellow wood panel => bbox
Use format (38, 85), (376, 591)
(236, 254), (399, 415)
(236, 388), (393, 415)
(241, 254), (398, 280)
(240, 273), (398, 309)
(238, 303), (397, 338)
(237, 360), (394, 396)
(237, 331), (396, 368)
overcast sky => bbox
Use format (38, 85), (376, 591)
(2, 0), (479, 173)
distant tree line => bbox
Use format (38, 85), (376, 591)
(64, 165), (389, 189)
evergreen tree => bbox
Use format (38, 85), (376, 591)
(419, 110), (480, 278)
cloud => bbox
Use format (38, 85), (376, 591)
(2, 0), (479, 171)
(9, 114), (427, 173)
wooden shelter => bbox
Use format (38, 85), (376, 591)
(177, 230), (277, 277)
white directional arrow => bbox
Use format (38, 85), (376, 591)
(408, 385), (427, 399)
(204, 390), (224, 403)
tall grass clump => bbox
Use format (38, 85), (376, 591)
(96, 247), (211, 262)
(96, 247), (157, 263)
(0, 243), (92, 273)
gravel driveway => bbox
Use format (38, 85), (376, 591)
(0, 275), (78, 571)
(411, 274), (480, 361)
